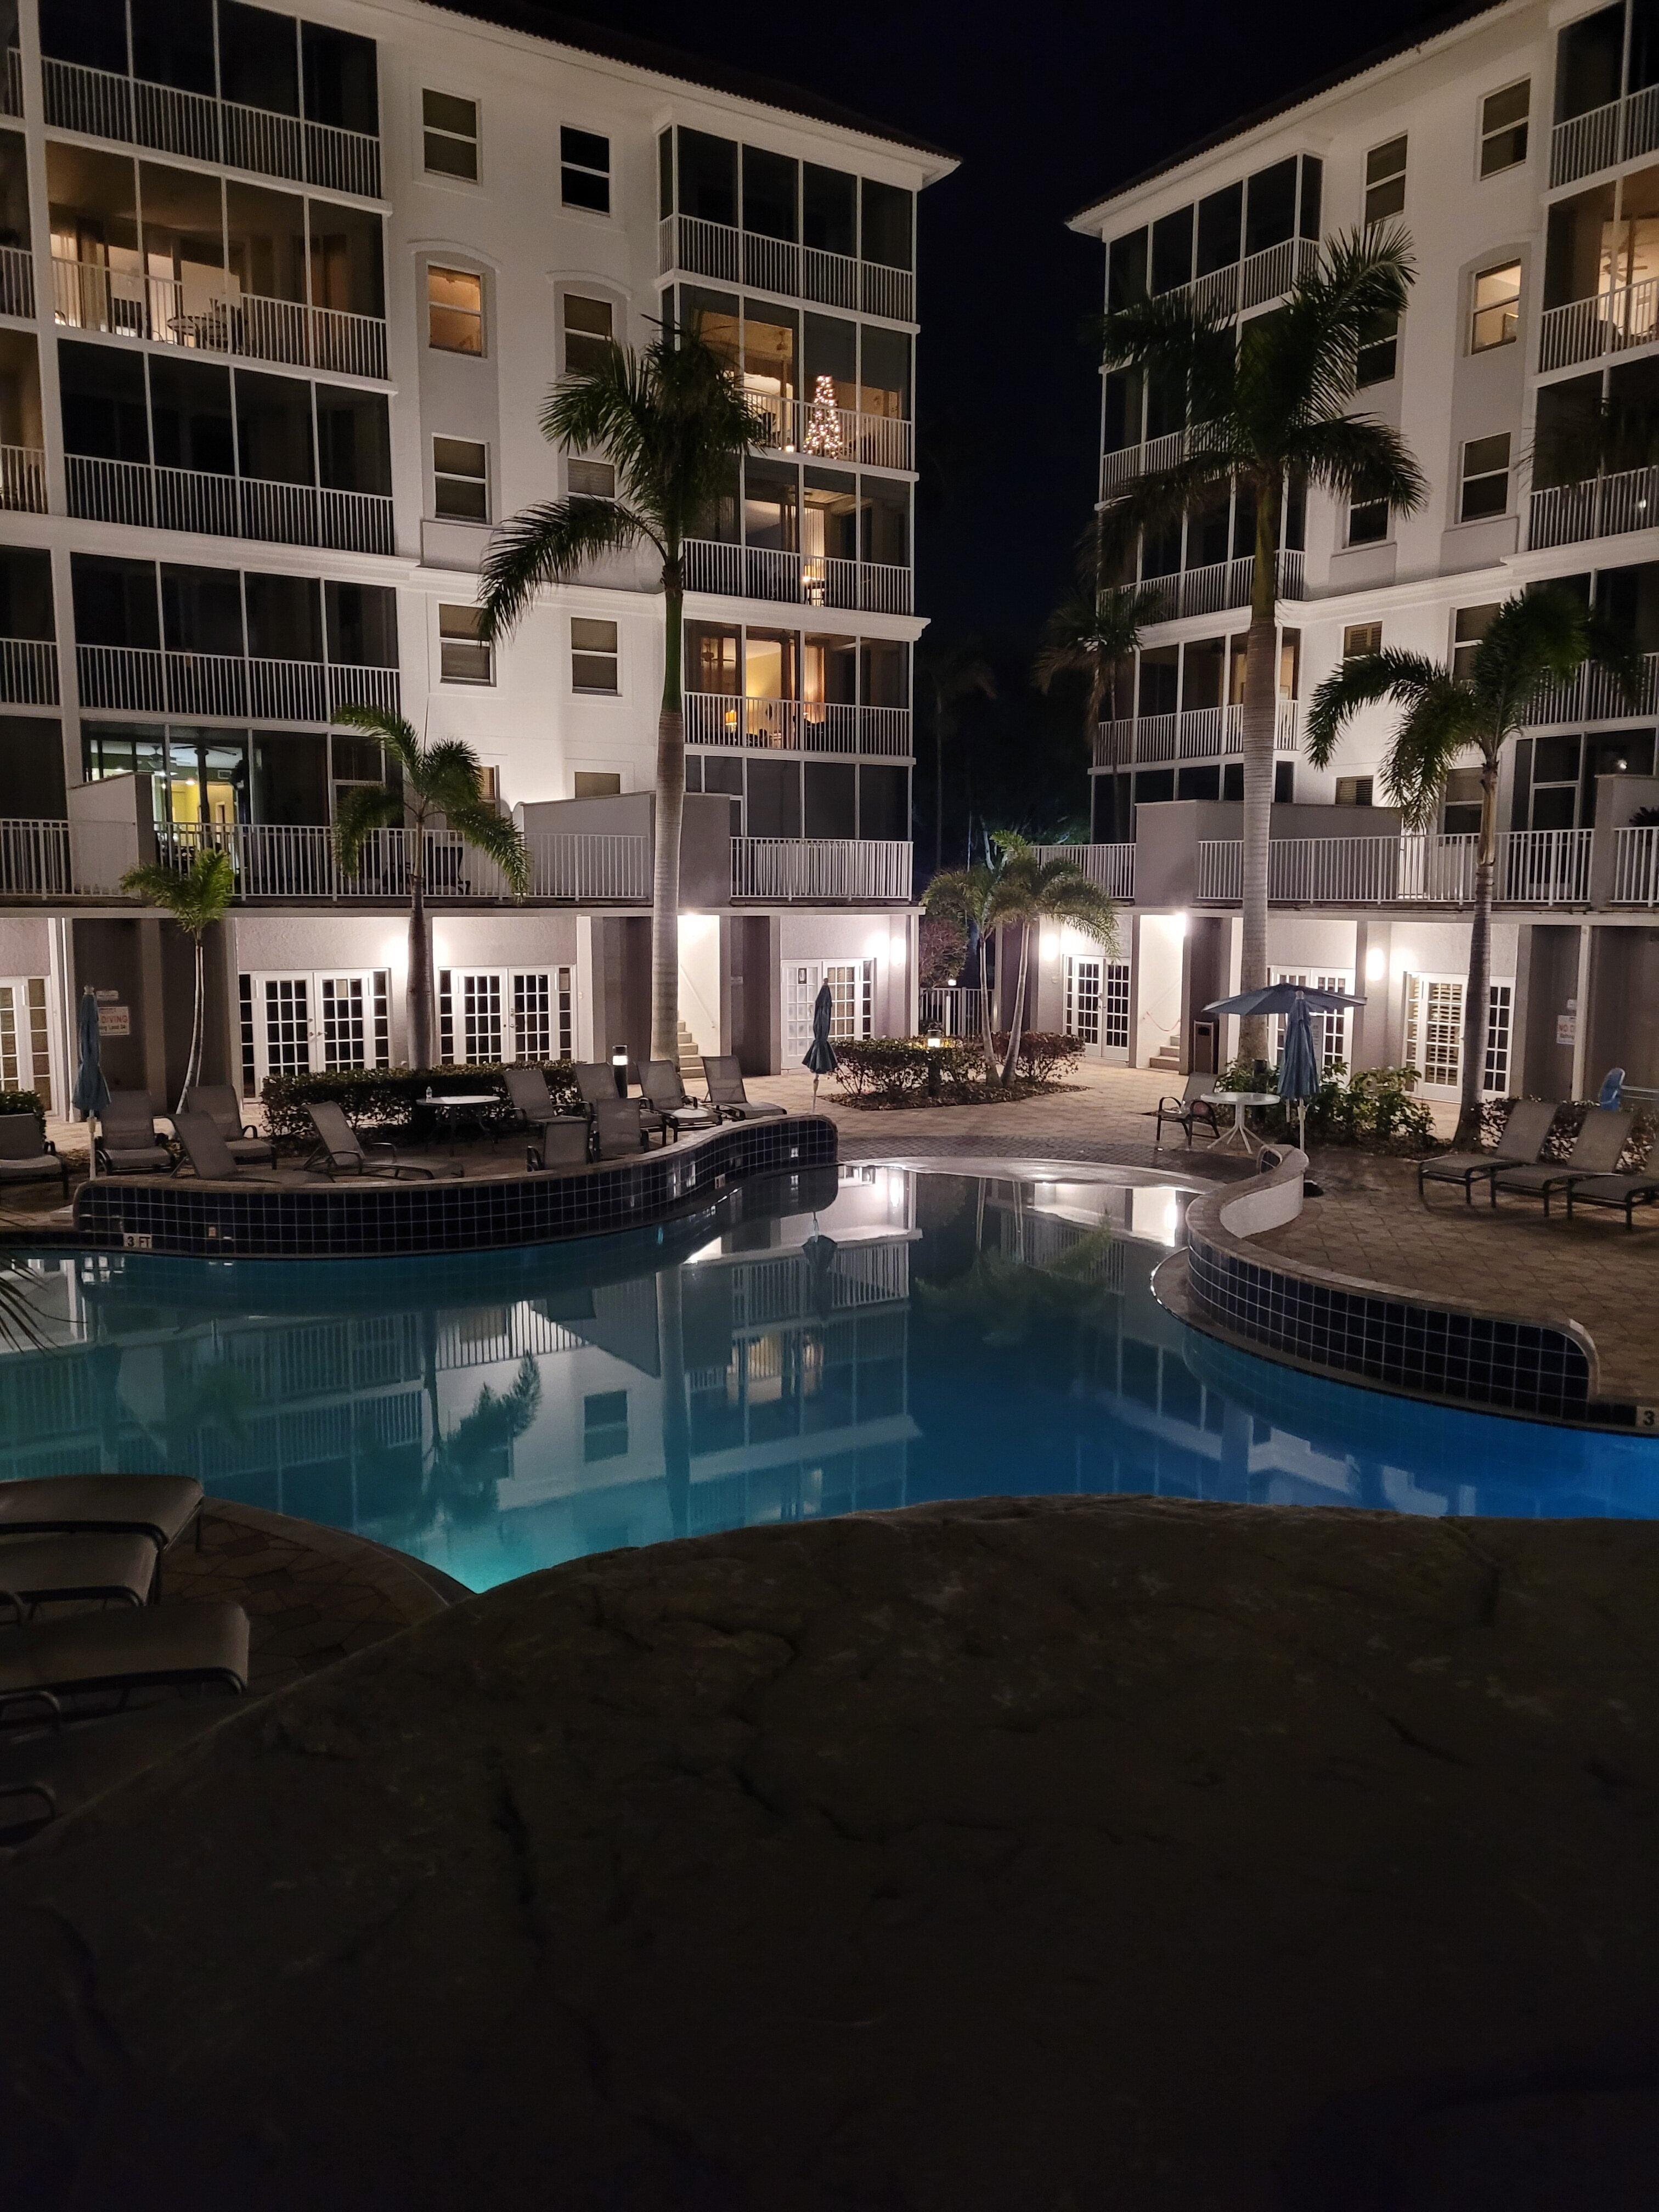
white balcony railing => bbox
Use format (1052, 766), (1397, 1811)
(917, 985), (985, 1039)
(0, 820), (71, 896)
(1526, 650), (1659, 726)
(52, 257), (389, 379)
(1529, 465), (1659, 550)
(1612, 823), (1659, 905)
(0, 444), (46, 514)
(76, 643), (399, 721)
(1092, 698), (1299, 769)
(1539, 276), (1659, 373)
(65, 454), (394, 554)
(0, 242), (33, 320)
(659, 211), (914, 321)
(684, 693), (912, 758)
(682, 539), (912, 613)
(1166, 234), (1320, 321)
(0, 638), (59, 707)
(1136, 549), (1305, 621)
(42, 56), (381, 198)
(1550, 80), (1659, 188)
(731, 837), (912, 902)
(748, 391), (912, 471)
(1195, 829), (1596, 907)
(1031, 841), (1136, 900)
(156, 823), (652, 904)
(1100, 426), (1187, 499)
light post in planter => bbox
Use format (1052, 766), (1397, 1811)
(611, 1045), (629, 1098)
(925, 1026), (944, 1099)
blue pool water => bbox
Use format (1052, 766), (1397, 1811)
(3, 1162), (1655, 1591)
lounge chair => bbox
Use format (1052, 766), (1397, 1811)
(95, 1088), (175, 1176)
(590, 1096), (648, 1159)
(527, 1117), (591, 1171)
(501, 1065), (556, 1135)
(1418, 1097), (1559, 1204)
(181, 1084), (275, 1167)
(0, 1531), (159, 1622)
(1564, 1167), (1659, 1227)
(1489, 1107), (1634, 1214)
(1154, 1073), (1222, 1147)
(574, 1060), (623, 1108)
(0, 1599), (249, 1728)
(173, 1110), (283, 1184)
(304, 1099), (449, 1181)
(641, 1059), (716, 1140)
(0, 1474), (201, 1557)
(0, 1111), (68, 1200)
(703, 1055), (786, 1121)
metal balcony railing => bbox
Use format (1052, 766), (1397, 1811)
(1550, 81), (1659, 188)
(1526, 650), (1659, 726)
(0, 639), (59, 707)
(683, 539), (912, 613)
(42, 55), (382, 198)
(156, 823), (652, 903)
(731, 837), (912, 902)
(1194, 828), (1596, 907)
(684, 693), (912, 758)
(0, 242), (33, 320)
(1136, 549), (1305, 620)
(1539, 275), (1659, 374)
(747, 390), (912, 470)
(0, 445), (46, 514)
(1528, 465), (1659, 550)
(65, 454), (394, 555)
(1030, 841), (1136, 900)
(1091, 698), (1300, 769)
(0, 820), (71, 895)
(917, 985), (985, 1039)
(1612, 823), (1659, 905)
(1099, 426), (1187, 499)
(1167, 235), (1320, 320)
(659, 211), (913, 321)
(75, 644), (399, 721)
(52, 257), (389, 379)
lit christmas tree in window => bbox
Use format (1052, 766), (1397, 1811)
(802, 373), (845, 458)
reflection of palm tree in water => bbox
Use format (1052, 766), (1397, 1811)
(431, 1355), (541, 1527)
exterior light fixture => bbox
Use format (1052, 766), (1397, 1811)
(925, 1027), (944, 1052)
(611, 1045), (628, 1097)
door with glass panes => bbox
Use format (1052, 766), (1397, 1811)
(1403, 972), (1513, 1100)
(437, 969), (573, 1065)
(239, 971), (391, 1094)
(0, 978), (55, 1111)
(1063, 954), (1130, 1060)
(782, 960), (872, 1062)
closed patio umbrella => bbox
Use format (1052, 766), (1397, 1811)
(802, 980), (838, 1105)
(1277, 991), (1323, 1157)
(72, 987), (109, 1180)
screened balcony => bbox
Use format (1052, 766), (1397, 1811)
(1093, 698), (1300, 768)
(730, 836), (911, 902)
(0, 329), (45, 512)
(0, 122), (31, 319)
(1132, 550), (1305, 621)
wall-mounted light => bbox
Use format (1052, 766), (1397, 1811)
(889, 934), (907, 966)
(1041, 933), (1061, 960)
(1365, 947), (1386, 984)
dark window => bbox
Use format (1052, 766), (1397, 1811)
(421, 89), (477, 181)
(1274, 760), (1294, 803)
(1195, 184), (1242, 276)
(218, 1), (300, 116)
(1459, 431), (1511, 521)
(1150, 204), (1193, 294)
(1555, 5), (1623, 122)
(0, 714), (66, 817)
(244, 570), (322, 661)
(160, 563), (244, 655)
(1364, 138), (1407, 225)
(315, 387), (391, 495)
(861, 478), (907, 568)
(39, 0), (128, 72)
(746, 757), (800, 836)
(1244, 158), (1297, 255)
(1135, 769), (1175, 805)
(132, 0), (214, 94)
(1356, 308), (1398, 386)
(234, 368), (314, 484)
(861, 179), (912, 271)
(1348, 496), (1389, 546)
(253, 732), (329, 825)
(858, 763), (907, 839)
(300, 22), (379, 136)
(803, 163), (856, 256)
(703, 755), (742, 797)
(58, 340), (150, 462)
(1102, 368), (1140, 453)
(657, 128), (673, 219)
(71, 553), (160, 649)
(1107, 227), (1148, 310)
(1481, 81), (1531, 176)
(860, 637), (907, 708)
(583, 1390), (628, 1463)
(148, 354), (235, 475)
(0, 548), (53, 638)
(1298, 154), (1323, 238)
(742, 145), (796, 241)
(678, 129), (738, 228)
(324, 580), (397, 667)
(1177, 765), (1220, 800)
(805, 760), (855, 837)
(561, 126), (609, 213)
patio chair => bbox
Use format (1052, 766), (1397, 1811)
(703, 1055), (787, 1121)
(0, 1474), (201, 1559)
(1489, 1107), (1634, 1214)
(173, 1110), (283, 1184)
(1418, 1098), (1559, 1204)
(0, 1530), (159, 1623)
(0, 1599), (249, 1729)
(501, 1065), (556, 1135)
(641, 1059), (713, 1142)
(574, 1060), (623, 1108)
(0, 1112), (68, 1200)
(1154, 1073), (1222, 1148)
(527, 1118), (591, 1172)
(95, 1089), (175, 1176)
(590, 1096), (648, 1160)
(304, 1099), (448, 1181)
(1564, 1165), (1659, 1227)
(181, 1084), (274, 1167)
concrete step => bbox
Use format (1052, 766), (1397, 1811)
(676, 1020), (705, 1084)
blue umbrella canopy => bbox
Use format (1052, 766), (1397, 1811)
(1277, 993), (1323, 1154)
(802, 980), (838, 1096)
(1205, 982), (1364, 1018)
(71, 988), (109, 1120)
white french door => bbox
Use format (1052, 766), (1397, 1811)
(1403, 972), (1514, 1100)
(1064, 955), (1131, 1058)
(0, 977), (55, 1111)
(1270, 968), (1353, 1071)
(783, 960), (873, 1062)
(437, 968), (573, 1065)
(240, 970), (391, 1093)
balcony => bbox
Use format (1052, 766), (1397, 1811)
(53, 258), (388, 381)
(1528, 465), (1659, 550)
(1550, 83), (1659, 189)
(0, 639), (59, 707)
(0, 821), (71, 896)
(1031, 840), (1136, 900)
(1100, 426), (1189, 500)
(685, 693), (911, 758)
(0, 244), (33, 321)
(1539, 277), (1659, 375)
(1612, 823), (1659, 905)
(683, 539), (911, 614)
(42, 57), (382, 200)
(659, 213), (914, 322)
(76, 644), (398, 722)
(66, 455), (394, 555)
(1172, 236), (1320, 321)
(157, 823), (652, 904)
(0, 446), (46, 513)
(1092, 698), (1300, 769)
(1136, 550), (1304, 622)
(731, 837), (912, 902)
(1194, 828), (1596, 907)
(748, 391), (911, 471)
(1526, 651), (1659, 726)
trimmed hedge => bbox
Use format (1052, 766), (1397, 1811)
(831, 1032), (1083, 1109)
(0, 1089), (44, 1125)
(1480, 1094), (1658, 1170)
(1212, 1057), (1436, 1152)
(263, 1062), (580, 1146)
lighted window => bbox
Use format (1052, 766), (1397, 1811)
(561, 126), (611, 213)
(1356, 308), (1398, 388)
(422, 90), (478, 180)
(1459, 432), (1511, 521)
(1364, 137), (1407, 225)
(1480, 81), (1530, 177)
(563, 293), (613, 376)
(1453, 603), (1501, 682)
(1348, 496), (1389, 546)
(439, 604), (492, 684)
(1471, 262), (1521, 352)
(1342, 622), (1382, 659)
(433, 436), (488, 521)
(1336, 775), (1374, 806)
(428, 264), (483, 353)
(572, 616), (619, 693)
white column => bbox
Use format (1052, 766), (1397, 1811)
(1570, 922), (1593, 1100)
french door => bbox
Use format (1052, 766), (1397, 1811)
(1064, 954), (1131, 1057)
(437, 968), (573, 1065)
(0, 977), (54, 1110)
(240, 970), (391, 1093)
(783, 960), (872, 1062)
(1403, 973), (1514, 1100)
(1269, 968), (1353, 1071)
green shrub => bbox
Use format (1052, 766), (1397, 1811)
(262, 1062), (579, 1146)
(1482, 1095), (1658, 1169)
(991, 1031), (1084, 1086)
(0, 1089), (44, 1125)
(1214, 1056), (1435, 1152)
(831, 1032), (1080, 1109)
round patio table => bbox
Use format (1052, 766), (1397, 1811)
(418, 1093), (501, 1153)
(1200, 1090), (1282, 1157)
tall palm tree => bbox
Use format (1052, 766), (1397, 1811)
(1099, 225), (1428, 1056)
(476, 328), (768, 1060)
(331, 705), (529, 1069)
(985, 845), (1119, 1086)
(1034, 582), (1152, 842)
(922, 856), (1002, 1068)
(1306, 588), (1638, 1144)
(919, 634), (996, 873)
(121, 845), (235, 1109)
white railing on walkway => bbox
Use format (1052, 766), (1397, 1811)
(1527, 650), (1659, 725)
(0, 444), (46, 514)
(65, 453), (394, 554)
(0, 638), (59, 707)
(1031, 841), (1136, 900)
(684, 693), (912, 757)
(76, 642), (399, 721)
(659, 211), (914, 321)
(1195, 828), (1596, 907)
(731, 836), (912, 902)
(52, 256), (389, 380)
(1550, 81), (1659, 188)
(156, 823), (651, 903)
(682, 539), (912, 613)
(0, 820), (71, 895)
(748, 391), (912, 470)
(42, 55), (381, 198)
(1528, 464), (1659, 550)
(1092, 699), (1299, 769)
(1612, 823), (1659, 905)
(0, 242), (33, 319)
(918, 985), (984, 1039)
(1137, 549), (1305, 621)
(1539, 275), (1659, 372)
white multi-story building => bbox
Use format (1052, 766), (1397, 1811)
(1045, 0), (1659, 1105)
(0, 0), (950, 1107)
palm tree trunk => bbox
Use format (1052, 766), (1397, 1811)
(998, 921), (1032, 1086)
(1238, 484), (1283, 1066)
(178, 934), (205, 1112)
(976, 926), (996, 1076)
(1455, 754), (1499, 1148)
(407, 869), (433, 1069)
(934, 696), (945, 874)
(652, 573), (686, 1064)
(1092, 667), (1112, 841)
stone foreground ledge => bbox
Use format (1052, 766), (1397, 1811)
(3, 1496), (1658, 2210)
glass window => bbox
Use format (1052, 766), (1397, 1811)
(1364, 136), (1407, 225)
(1443, 764), (1486, 835)
(561, 125), (610, 213)
(1335, 775), (1374, 805)
(568, 457), (614, 500)
(563, 292), (613, 376)
(1453, 602), (1502, 681)
(439, 603), (491, 684)
(1356, 308), (1398, 387)
(1348, 498), (1389, 546)
(1471, 261), (1521, 351)
(1459, 431), (1511, 521)
(433, 436), (487, 521)
(422, 90), (477, 180)
(686, 623), (740, 693)
(427, 264), (482, 353)
(1342, 621), (1382, 658)
(571, 616), (618, 693)
(1480, 81), (1530, 176)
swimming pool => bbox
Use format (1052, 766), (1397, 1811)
(3, 1161), (1654, 1592)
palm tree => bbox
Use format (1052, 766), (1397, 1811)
(1099, 225), (1429, 1056)
(1034, 581), (1152, 842)
(922, 856), (1002, 1069)
(476, 328), (768, 1060)
(985, 844), (1119, 1086)
(918, 634), (996, 873)
(331, 705), (529, 1070)
(121, 845), (235, 1110)
(1306, 588), (1638, 1144)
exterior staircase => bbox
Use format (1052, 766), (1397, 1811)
(1148, 1029), (1182, 1074)
(676, 1020), (706, 1086)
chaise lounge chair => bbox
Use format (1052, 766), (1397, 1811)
(173, 1110), (284, 1184)
(1488, 1106), (1633, 1214)
(180, 1084), (275, 1167)
(304, 1099), (451, 1181)
(1418, 1097), (1559, 1204)
(95, 1089), (176, 1176)
(0, 1474), (202, 1558)
(1564, 1165), (1659, 1227)
(574, 1061), (623, 1109)
(0, 1113), (69, 1201)
(1154, 1073), (1223, 1148)
(703, 1055), (786, 1121)
(0, 1599), (249, 1729)
(590, 1096), (650, 1159)
(502, 1067), (590, 1169)
(0, 1531), (160, 1623)
(641, 1060), (716, 1140)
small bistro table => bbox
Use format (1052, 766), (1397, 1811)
(1200, 1090), (1283, 1158)
(417, 1093), (503, 1153)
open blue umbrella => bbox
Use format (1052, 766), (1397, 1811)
(72, 987), (109, 1176)
(1277, 991), (1323, 1155)
(802, 980), (838, 1104)
(1205, 982), (1365, 1018)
